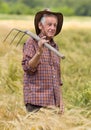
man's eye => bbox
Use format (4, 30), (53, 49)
(48, 23), (51, 26)
(54, 24), (57, 27)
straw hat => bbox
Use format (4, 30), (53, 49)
(34, 10), (63, 36)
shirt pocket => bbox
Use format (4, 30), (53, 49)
(40, 51), (50, 64)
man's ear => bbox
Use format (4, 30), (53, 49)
(38, 22), (43, 30)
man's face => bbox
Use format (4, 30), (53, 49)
(39, 16), (58, 39)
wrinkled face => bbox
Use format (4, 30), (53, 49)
(38, 15), (58, 39)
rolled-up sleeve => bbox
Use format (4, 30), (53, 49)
(22, 38), (38, 74)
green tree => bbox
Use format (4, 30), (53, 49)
(9, 2), (30, 14)
(75, 0), (91, 16)
(0, 2), (10, 13)
(22, 0), (42, 8)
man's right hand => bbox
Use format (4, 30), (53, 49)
(38, 36), (49, 55)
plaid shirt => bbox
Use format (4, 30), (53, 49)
(22, 34), (62, 107)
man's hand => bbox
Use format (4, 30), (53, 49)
(59, 102), (64, 114)
(38, 36), (49, 54)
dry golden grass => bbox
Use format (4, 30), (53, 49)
(0, 16), (91, 130)
(0, 89), (91, 130)
(63, 17), (91, 30)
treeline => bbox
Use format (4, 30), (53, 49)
(0, 0), (91, 16)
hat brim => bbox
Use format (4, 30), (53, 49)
(34, 10), (63, 36)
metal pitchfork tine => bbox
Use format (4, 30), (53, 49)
(3, 28), (65, 59)
(3, 28), (27, 46)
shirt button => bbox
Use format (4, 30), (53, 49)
(52, 67), (55, 70)
(53, 75), (56, 78)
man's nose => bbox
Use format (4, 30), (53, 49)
(51, 25), (56, 30)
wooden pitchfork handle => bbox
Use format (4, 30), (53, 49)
(3, 28), (65, 59)
(25, 31), (65, 59)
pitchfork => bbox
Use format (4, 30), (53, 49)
(3, 28), (65, 59)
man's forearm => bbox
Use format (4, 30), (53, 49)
(28, 51), (42, 68)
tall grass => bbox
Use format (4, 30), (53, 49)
(58, 28), (91, 109)
(0, 16), (91, 130)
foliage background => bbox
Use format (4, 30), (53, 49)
(0, 0), (91, 16)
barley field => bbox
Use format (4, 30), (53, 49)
(0, 15), (91, 130)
